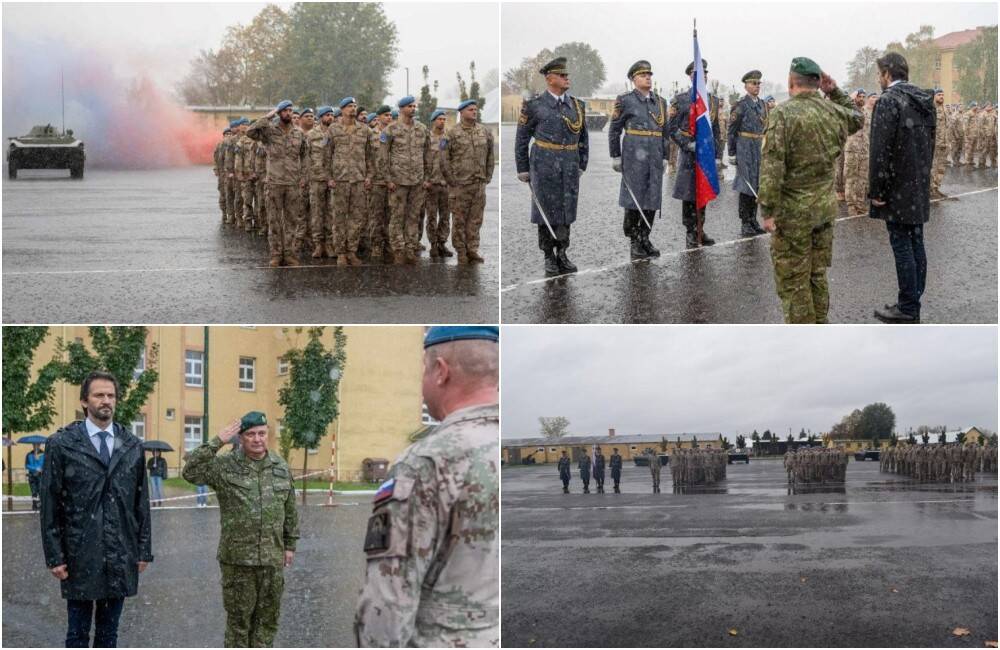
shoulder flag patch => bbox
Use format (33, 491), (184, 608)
(373, 477), (395, 504)
(380, 133), (387, 143)
(439, 138), (448, 150)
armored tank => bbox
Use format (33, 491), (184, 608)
(7, 124), (86, 179)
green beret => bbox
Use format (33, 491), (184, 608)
(240, 411), (268, 433)
(375, 104), (391, 116)
(790, 57), (821, 79)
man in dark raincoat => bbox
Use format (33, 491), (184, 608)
(40, 371), (153, 648)
(669, 59), (722, 249)
(868, 52), (936, 324)
(609, 60), (671, 259)
(557, 450), (572, 493)
(727, 69), (769, 237)
(515, 56), (590, 275)
(577, 452), (592, 493)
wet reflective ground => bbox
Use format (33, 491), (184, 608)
(500, 128), (998, 323)
(501, 460), (998, 647)
(2, 166), (498, 323)
(2, 497), (368, 647)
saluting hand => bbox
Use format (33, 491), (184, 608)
(819, 73), (837, 95)
(218, 419), (242, 443)
(284, 551), (294, 567)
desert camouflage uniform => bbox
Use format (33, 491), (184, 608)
(305, 124), (333, 256)
(355, 403), (499, 648)
(931, 104), (949, 197)
(843, 108), (870, 214)
(386, 119), (431, 258)
(440, 121), (495, 262)
(253, 141), (268, 234)
(424, 127), (451, 256)
(979, 107), (996, 167)
(223, 133), (239, 225)
(368, 123), (392, 259)
(182, 436), (299, 648)
(328, 120), (375, 261)
(235, 133), (258, 231)
(213, 138), (227, 222)
(759, 87), (863, 323)
(963, 109), (980, 167)
(246, 116), (307, 264)
(949, 107), (965, 164)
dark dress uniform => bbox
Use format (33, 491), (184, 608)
(728, 72), (769, 237)
(669, 60), (721, 248)
(609, 65), (670, 259)
(515, 58), (590, 274)
(577, 455), (592, 493)
(557, 455), (572, 493)
(592, 451), (606, 493)
(610, 452), (623, 493)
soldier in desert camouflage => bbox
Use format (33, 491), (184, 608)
(355, 326), (499, 648)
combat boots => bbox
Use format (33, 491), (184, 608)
(740, 220), (759, 237)
(544, 249), (559, 275)
(641, 231), (660, 257)
(439, 244), (454, 257)
(429, 242), (441, 259)
(392, 251), (407, 265)
(563, 486), (569, 494)
(583, 486), (590, 494)
(404, 250), (419, 265)
(555, 247), (577, 273)
(324, 242), (337, 258)
(630, 234), (647, 260)
(269, 256), (282, 268)
(457, 253), (469, 264)
(347, 252), (363, 266)
(685, 229), (716, 249)
(614, 485), (620, 493)
(285, 255), (300, 267)
(467, 250), (485, 264)
(311, 243), (324, 259)
(337, 254), (349, 266)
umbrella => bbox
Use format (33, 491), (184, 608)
(17, 435), (49, 445)
(142, 440), (174, 452)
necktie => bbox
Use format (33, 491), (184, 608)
(97, 431), (111, 466)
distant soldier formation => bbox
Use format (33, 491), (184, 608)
(213, 96), (494, 267)
(783, 448), (849, 484)
(880, 443), (998, 482)
(670, 448), (728, 487)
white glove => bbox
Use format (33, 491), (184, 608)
(729, 157), (737, 166)
(685, 142), (696, 153)
(517, 172), (530, 183)
(611, 157), (622, 173)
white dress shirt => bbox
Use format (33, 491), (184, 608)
(85, 417), (115, 456)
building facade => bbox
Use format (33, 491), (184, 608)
(931, 27), (989, 105)
(502, 429), (725, 465)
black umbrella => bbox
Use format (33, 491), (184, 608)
(142, 440), (174, 452)
(17, 435), (49, 445)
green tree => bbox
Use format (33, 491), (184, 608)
(56, 327), (159, 428)
(798, 428), (807, 440)
(735, 434), (746, 449)
(552, 42), (606, 97)
(457, 61), (485, 122)
(858, 402), (896, 439)
(504, 48), (555, 96)
(539, 416), (569, 438)
(762, 429), (772, 441)
(417, 65), (439, 125)
(691, 435), (699, 449)
(278, 327), (346, 496)
(955, 26), (998, 104)
(846, 46), (882, 92)
(956, 430), (966, 445)
(751, 430), (760, 443)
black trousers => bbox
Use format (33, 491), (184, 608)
(594, 472), (605, 489)
(886, 221), (927, 317)
(611, 468), (621, 489)
(66, 598), (125, 648)
(738, 192), (758, 222)
(537, 224), (571, 252)
(560, 473), (570, 489)
(623, 209), (656, 237)
(681, 201), (706, 232)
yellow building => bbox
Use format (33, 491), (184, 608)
(931, 27), (992, 105)
(502, 430), (725, 465)
(187, 106), (272, 132)
(5, 326), (427, 482)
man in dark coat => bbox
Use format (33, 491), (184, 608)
(40, 371), (153, 648)
(592, 448), (606, 493)
(728, 70), (769, 237)
(557, 450), (572, 493)
(609, 448), (623, 493)
(609, 60), (670, 259)
(669, 59), (722, 248)
(515, 56), (590, 275)
(577, 452), (592, 493)
(868, 52), (936, 324)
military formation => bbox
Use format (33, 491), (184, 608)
(783, 448), (850, 484)
(214, 95), (494, 267)
(880, 443), (998, 482)
(669, 448), (728, 487)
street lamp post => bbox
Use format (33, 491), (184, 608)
(324, 365), (343, 508)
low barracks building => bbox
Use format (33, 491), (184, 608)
(502, 429), (724, 464)
(7, 326), (428, 482)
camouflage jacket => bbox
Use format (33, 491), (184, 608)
(253, 141), (267, 175)
(385, 119), (431, 185)
(181, 436), (299, 567)
(223, 134), (237, 173)
(234, 134), (256, 179)
(426, 129), (448, 185)
(440, 121), (495, 187)
(213, 140), (225, 174)
(304, 125), (332, 183)
(934, 106), (949, 150)
(328, 120), (375, 183)
(246, 117), (307, 187)
(758, 88), (863, 227)
(370, 125), (390, 185)
(355, 403), (499, 648)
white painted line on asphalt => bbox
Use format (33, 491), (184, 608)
(501, 186), (999, 293)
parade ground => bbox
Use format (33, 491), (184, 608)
(1, 166), (499, 324)
(2, 495), (370, 647)
(500, 129), (999, 324)
(501, 459), (999, 647)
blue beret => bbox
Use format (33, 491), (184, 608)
(367, 113), (378, 123)
(240, 411), (268, 432)
(223, 128), (231, 134)
(228, 119), (240, 129)
(316, 105), (333, 118)
(240, 117), (251, 126)
(969, 101), (978, 107)
(332, 107), (342, 117)
(275, 100), (293, 112)
(764, 95), (775, 102)
(398, 95), (415, 108)
(301, 107), (314, 116)
(424, 326), (499, 348)
(339, 96), (356, 109)
(457, 99), (478, 111)
(391, 108), (399, 118)
(430, 109), (446, 121)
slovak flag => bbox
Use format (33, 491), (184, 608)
(689, 33), (720, 210)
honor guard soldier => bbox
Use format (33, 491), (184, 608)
(558, 450), (572, 493)
(515, 56), (590, 275)
(727, 70), (768, 237)
(609, 60), (670, 260)
(592, 448), (606, 493)
(669, 59), (722, 249)
(610, 448), (623, 493)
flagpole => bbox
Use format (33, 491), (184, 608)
(693, 19), (703, 245)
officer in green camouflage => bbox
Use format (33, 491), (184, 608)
(759, 57), (863, 323)
(182, 412), (299, 648)
(355, 326), (499, 647)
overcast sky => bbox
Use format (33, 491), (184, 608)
(501, 326), (998, 439)
(2, 2), (499, 99)
(502, 2), (998, 95)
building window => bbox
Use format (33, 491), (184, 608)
(630, 445), (637, 450)
(185, 350), (204, 387)
(277, 356), (289, 375)
(550, 448), (557, 452)
(934, 56), (941, 70)
(184, 416), (203, 451)
(239, 357), (256, 391)
(133, 347), (146, 380)
(421, 404), (438, 425)
(131, 416), (146, 440)
(537, 447), (544, 452)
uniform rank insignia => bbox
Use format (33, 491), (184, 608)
(439, 138), (448, 150)
(373, 477), (395, 504)
(518, 103), (529, 125)
(363, 511), (390, 552)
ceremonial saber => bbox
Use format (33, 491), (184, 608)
(527, 181), (558, 241)
(739, 174), (759, 199)
(620, 174), (653, 231)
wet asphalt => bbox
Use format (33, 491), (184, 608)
(1, 166), (498, 324)
(501, 460), (998, 647)
(500, 128), (999, 324)
(1, 496), (370, 647)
